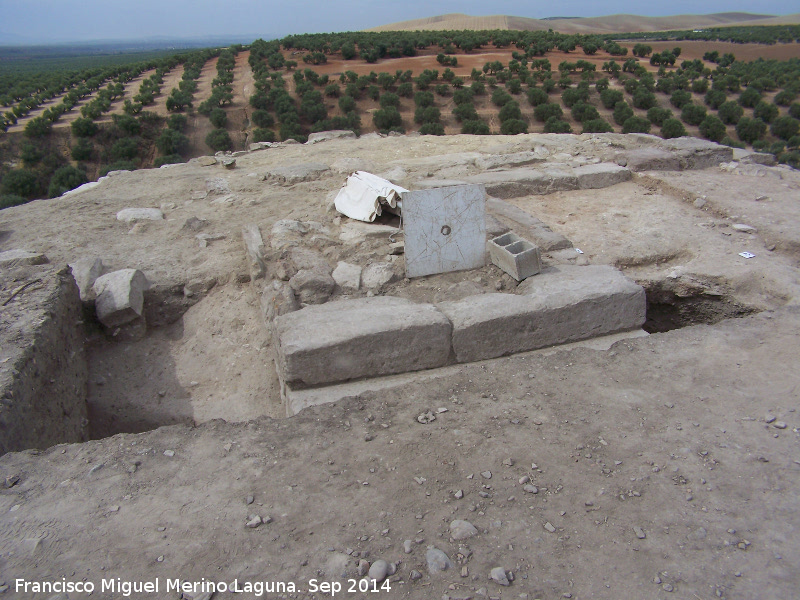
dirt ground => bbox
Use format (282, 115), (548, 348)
(0, 132), (799, 599)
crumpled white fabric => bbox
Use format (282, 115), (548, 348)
(333, 171), (408, 222)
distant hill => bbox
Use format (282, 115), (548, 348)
(367, 12), (799, 34)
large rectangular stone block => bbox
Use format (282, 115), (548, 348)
(465, 166), (577, 198)
(486, 198), (573, 251)
(403, 184), (486, 278)
(274, 296), (452, 387)
(437, 265), (646, 363)
(574, 163), (631, 189)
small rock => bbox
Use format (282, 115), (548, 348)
(461, 566), (469, 577)
(368, 559), (389, 583)
(116, 208), (164, 223)
(480, 471), (492, 479)
(426, 546), (453, 574)
(221, 157), (236, 169)
(765, 415), (777, 424)
(410, 570), (423, 581)
(663, 583), (674, 592)
(490, 567), (510, 586)
(523, 485), (538, 494)
(164, 450), (175, 457)
(417, 411), (436, 424)
(503, 458), (515, 466)
(0, 249), (48, 268)
(246, 515), (262, 528)
(693, 198), (707, 209)
(450, 519), (479, 540)
(246, 495), (254, 505)
(774, 421), (788, 429)
(633, 526), (646, 539)
(543, 522), (556, 533)
(403, 539), (413, 554)
(197, 156), (217, 167)
(454, 489), (464, 499)
(358, 559), (369, 577)
(4, 474), (20, 488)
(518, 475), (530, 485)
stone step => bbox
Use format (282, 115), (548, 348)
(273, 296), (452, 388)
(437, 265), (646, 363)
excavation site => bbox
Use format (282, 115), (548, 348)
(1, 131), (799, 599)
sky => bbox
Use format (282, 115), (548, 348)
(0, 0), (797, 45)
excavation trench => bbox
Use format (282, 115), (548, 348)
(642, 280), (760, 334)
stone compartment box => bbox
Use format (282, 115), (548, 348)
(488, 232), (541, 281)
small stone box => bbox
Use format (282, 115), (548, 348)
(488, 232), (541, 281)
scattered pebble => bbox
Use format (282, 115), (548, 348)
(417, 411), (436, 424)
(403, 539), (413, 554)
(518, 475), (530, 485)
(454, 489), (464, 499)
(246, 495), (254, 505)
(450, 519), (479, 540)
(410, 570), (422, 581)
(490, 567), (510, 586)
(481, 471), (492, 479)
(368, 559), (389, 583)
(163, 450), (175, 458)
(245, 515), (262, 528)
(774, 421), (788, 429)
(523, 485), (538, 494)
(633, 526), (646, 539)
(544, 522), (556, 533)
(663, 583), (674, 592)
(358, 559), (369, 577)
(426, 546), (453, 574)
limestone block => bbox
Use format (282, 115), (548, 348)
(465, 166), (577, 198)
(621, 148), (681, 172)
(663, 137), (733, 170)
(115, 208), (164, 223)
(486, 198), (572, 251)
(260, 280), (299, 322)
(0, 250), (48, 268)
(92, 269), (149, 329)
(68, 258), (106, 301)
(361, 262), (399, 290)
(403, 184), (486, 278)
(241, 224), (267, 281)
(574, 163), (631, 189)
(306, 130), (357, 144)
(332, 262), (362, 291)
(437, 266), (645, 363)
(274, 297), (452, 386)
(264, 162), (330, 184)
(289, 269), (335, 305)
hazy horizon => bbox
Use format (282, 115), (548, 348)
(1, 0), (798, 46)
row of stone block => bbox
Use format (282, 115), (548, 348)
(273, 265), (646, 390)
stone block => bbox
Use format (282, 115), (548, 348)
(465, 166), (577, 198)
(621, 148), (681, 172)
(260, 280), (299, 323)
(663, 137), (733, 170)
(488, 233), (541, 281)
(0, 250), (48, 268)
(403, 184), (486, 278)
(116, 208), (164, 223)
(362, 262), (400, 291)
(486, 198), (572, 251)
(306, 130), (357, 144)
(574, 163), (631, 189)
(92, 269), (149, 329)
(264, 162), (330, 184)
(68, 257), (106, 301)
(273, 296), (452, 387)
(289, 269), (335, 305)
(241, 224), (267, 281)
(332, 261), (362, 291)
(437, 266), (645, 363)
